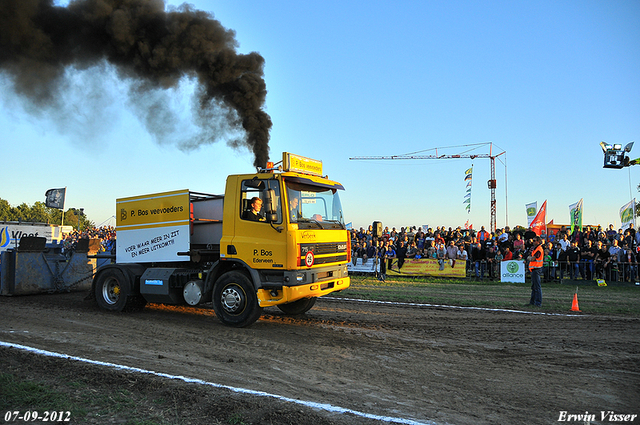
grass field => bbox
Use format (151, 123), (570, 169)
(336, 274), (640, 316)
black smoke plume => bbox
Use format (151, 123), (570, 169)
(0, 0), (271, 167)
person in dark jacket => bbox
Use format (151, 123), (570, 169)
(566, 241), (581, 279)
(472, 242), (487, 280)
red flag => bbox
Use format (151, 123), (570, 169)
(530, 200), (547, 236)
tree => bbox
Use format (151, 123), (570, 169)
(0, 197), (95, 230)
(63, 210), (79, 228)
(12, 203), (32, 222)
(29, 201), (50, 223)
(0, 199), (11, 221)
(64, 208), (94, 230)
(73, 209), (94, 231)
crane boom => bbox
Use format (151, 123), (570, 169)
(350, 144), (506, 232)
(349, 154), (491, 160)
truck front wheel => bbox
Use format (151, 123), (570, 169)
(212, 271), (263, 327)
(277, 297), (317, 315)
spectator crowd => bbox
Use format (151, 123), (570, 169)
(350, 223), (638, 283)
(60, 226), (116, 255)
(58, 222), (637, 283)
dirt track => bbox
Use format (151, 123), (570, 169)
(1, 291), (639, 425)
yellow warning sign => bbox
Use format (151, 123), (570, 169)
(283, 152), (323, 176)
(116, 189), (190, 229)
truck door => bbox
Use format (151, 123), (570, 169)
(235, 179), (286, 269)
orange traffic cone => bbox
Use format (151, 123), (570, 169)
(570, 292), (581, 312)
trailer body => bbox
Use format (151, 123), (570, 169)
(1, 237), (95, 296)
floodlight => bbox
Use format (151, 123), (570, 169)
(601, 141), (636, 169)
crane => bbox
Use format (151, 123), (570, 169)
(350, 142), (506, 232)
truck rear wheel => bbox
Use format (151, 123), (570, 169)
(94, 268), (146, 312)
(94, 268), (130, 311)
(212, 271), (263, 327)
(277, 297), (317, 315)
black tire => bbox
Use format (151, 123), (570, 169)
(277, 297), (317, 315)
(212, 271), (263, 327)
(94, 268), (146, 312)
(94, 268), (130, 311)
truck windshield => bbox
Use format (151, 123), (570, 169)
(285, 179), (345, 229)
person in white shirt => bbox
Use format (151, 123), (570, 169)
(558, 234), (571, 251)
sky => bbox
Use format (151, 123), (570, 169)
(1, 0), (639, 231)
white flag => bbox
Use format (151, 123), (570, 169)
(620, 199), (635, 230)
(525, 202), (537, 227)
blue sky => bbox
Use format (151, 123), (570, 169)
(1, 0), (639, 231)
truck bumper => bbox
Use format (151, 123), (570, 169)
(256, 276), (350, 307)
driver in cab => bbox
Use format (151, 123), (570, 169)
(244, 197), (266, 222)
(289, 195), (300, 222)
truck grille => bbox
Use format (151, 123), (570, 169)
(300, 242), (347, 255)
(299, 242), (348, 266)
(313, 254), (348, 265)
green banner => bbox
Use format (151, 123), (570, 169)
(569, 199), (583, 233)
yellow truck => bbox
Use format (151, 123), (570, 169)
(92, 152), (351, 327)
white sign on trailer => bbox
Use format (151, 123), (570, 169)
(115, 190), (192, 264)
(0, 222), (72, 253)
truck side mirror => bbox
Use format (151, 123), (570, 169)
(266, 213), (278, 223)
(265, 189), (278, 222)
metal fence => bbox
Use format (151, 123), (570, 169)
(466, 259), (636, 283)
(349, 253), (636, 283)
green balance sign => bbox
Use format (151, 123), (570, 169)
(501, 260), (525, 283)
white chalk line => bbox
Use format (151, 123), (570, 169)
(323, 297), (585, 317)
(0, 341), (433, 425)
